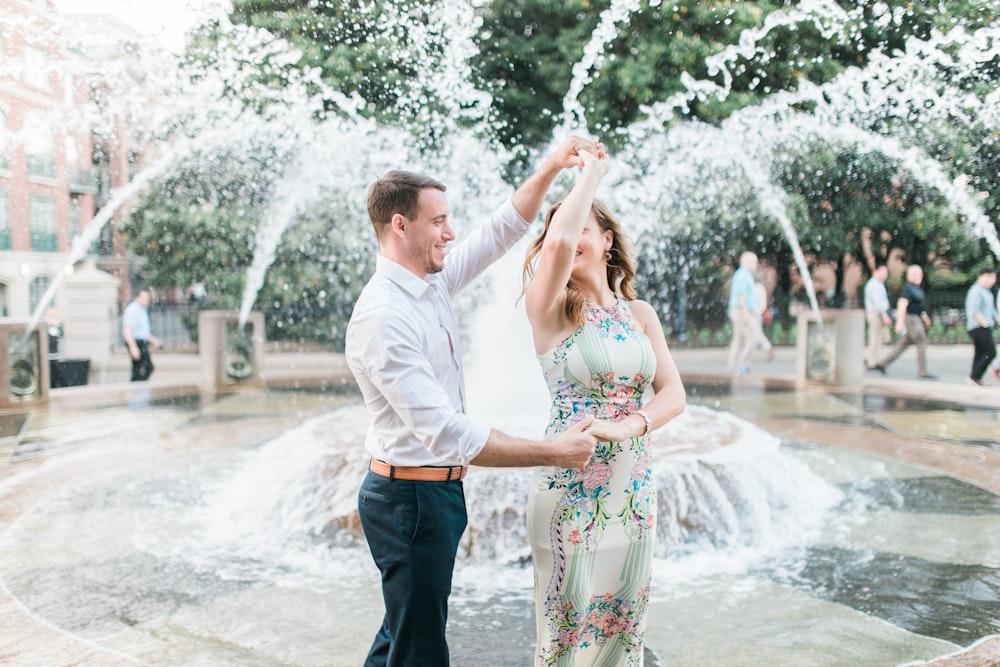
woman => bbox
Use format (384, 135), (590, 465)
(521, 148), (686, 665)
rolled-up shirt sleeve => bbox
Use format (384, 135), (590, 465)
(347, 299), (490, 466)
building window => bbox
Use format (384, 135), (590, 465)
(69, 197), (81, 248)
(23, 46), (48, 91)
(64, 72), (75, 106)
(65, 135), (80, 183)
(0, 189), (10, 250)
(0, 109), (9, 172)
(0, 188), (11, 250)
(29, 195), (57, 252)
(25, 112), (55, 180)
(29, 276), (50, 315)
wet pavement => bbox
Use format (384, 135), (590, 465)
(674, 343), (1000, 666)
(0, 343), (997, 666)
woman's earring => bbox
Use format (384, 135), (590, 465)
(605, 250), (613, 261)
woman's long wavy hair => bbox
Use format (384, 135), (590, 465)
(521, 199), (637, 327)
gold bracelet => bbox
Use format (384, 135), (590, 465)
(634, 409), (652, 436)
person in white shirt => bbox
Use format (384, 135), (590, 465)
(864, 264), (892, 373)
(345, 136), (618, 667)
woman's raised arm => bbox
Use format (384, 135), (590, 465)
(524, 152), (611, 346)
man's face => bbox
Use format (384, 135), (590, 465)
(981, 272), (997, 289)
(403, 188), (454, 276)
(137, 291), (151, 307)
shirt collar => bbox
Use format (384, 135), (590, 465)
(376, 254), (433, 299)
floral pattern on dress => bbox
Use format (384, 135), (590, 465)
(539, 584), (651, 666)
(533, 300), (657, 667)
(585, 301), (642, 343)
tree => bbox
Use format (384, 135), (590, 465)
(117, 0), (998, 346)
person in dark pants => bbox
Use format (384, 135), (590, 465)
(875, 264), (937, 380)
(122, 289), (160, 381)
(965, 267), (997, 386)
(345, 137), (618, 667)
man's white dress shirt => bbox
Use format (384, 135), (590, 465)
(346, 198), (532, 467)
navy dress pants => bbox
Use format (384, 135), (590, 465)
(130, 340), (154, 381)
(969, 326), (997, 381)
(357, 470), (467, 667)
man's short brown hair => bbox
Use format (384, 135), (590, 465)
(366, 170), (446, 240)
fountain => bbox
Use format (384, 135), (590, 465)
(197, 310), (264, 390)
(1, 1), (999, 665)
(0, 323), (47, 406)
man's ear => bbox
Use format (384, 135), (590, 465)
(390, 213), (407, 236)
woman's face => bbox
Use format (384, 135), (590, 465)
(571, 213), (613, 278)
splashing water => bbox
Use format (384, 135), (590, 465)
(5, 0), (998, 344)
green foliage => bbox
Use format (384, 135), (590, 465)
(256, 204), (376, 346)
(120, 140), (375, 348)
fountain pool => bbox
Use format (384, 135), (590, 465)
(2, 379), (999, 667)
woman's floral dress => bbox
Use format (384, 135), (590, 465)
(528, 299), (657, 667)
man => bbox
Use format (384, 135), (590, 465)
(964, 267), (997, 386)
(864, 264), (892, 374)
(876, 264), (936, 379)
(122, 289), (160, 382)
(345, 136), (609, 667)
(727, 251), (758, 374)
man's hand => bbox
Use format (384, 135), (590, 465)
(548, 135), (605, 171)
(548, 415), (597, 469)
(511, 134), (607, 222)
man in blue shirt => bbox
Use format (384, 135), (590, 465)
(122, 289), (160, 381)
(965, 267), (997, 386)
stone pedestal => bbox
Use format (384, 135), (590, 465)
(197, 311), (264, 390)
(60, 261), (120, 383)
(0, 321), (49, 406)
(795, 308), (865, 386)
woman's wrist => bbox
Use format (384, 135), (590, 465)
(633, 410), (652, 437)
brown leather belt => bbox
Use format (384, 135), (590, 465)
(369, 458), (467, 481)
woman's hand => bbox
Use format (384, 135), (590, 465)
(579, 147), (610, 179)
(585, 417), (631, 443)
